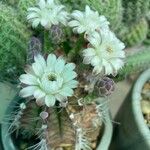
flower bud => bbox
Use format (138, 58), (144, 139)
(49, 25), (64, 44)
(95, 77), (115, 96)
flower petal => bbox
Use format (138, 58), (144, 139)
(19, 86), (37, 97)
(64, 63), (75, 71)
(45, 95), (56, 107)
(34, 54), (46, 68)
(19, 74), (38, 85)
(47, 54), (57, 69)
(55, 94), (66, 102)
(63, 71), (77, 82)
(32, 62), (44, 77)
(60, 87), (73, 97)
(64, 80), (78, 89)
(34, 89), (45, 99)
(55, 57), (65, 74)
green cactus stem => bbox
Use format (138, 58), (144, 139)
(122, 0), (150, 24)
(0, 3), (31, 82)
(17, 0), (37, 20)
(116, 48), (150, 81)
(119, 18), (148, 47)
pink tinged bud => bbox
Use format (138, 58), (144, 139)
(40, 111), (49, 120)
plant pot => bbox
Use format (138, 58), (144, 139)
(0, 82), (17, 122)
(1, 95), (113, 150)
(111, 68), (150, 150)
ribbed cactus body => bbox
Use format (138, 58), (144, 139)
(122, 0), (150, 24)
(82, 0), (123, 31)
(2, 0), (36, 22)
(0, 3), (31, 81)
(117, 48), (150, 80)
(17, 0), (37, 20)
(1, 0), (19, 6)
(61, 0), (85, 11)
(120, 18), (148, 47)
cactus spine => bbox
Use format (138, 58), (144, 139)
(17, 0), (37, 20)
(119, 18), (148, 47)
(119, 0), (150, 47)
(0, 3), (31, 81)
(122, 0), (150, 24)
(117, 48), (150, 80)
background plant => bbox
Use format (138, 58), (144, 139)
(0, 2), (31, 82)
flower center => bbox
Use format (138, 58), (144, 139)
(47, 73), (57, 81)
(107, 46), (113, 53)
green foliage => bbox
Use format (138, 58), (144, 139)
(1, 0), (36, 22)
(82, 0), (123, 31)
(1, 0), (19, 6)
(144, 21), (150, 45)
(122, 0), (150, 24)
(17, 0), (37, 20)
(61, 0), (85, 12)
(116, 48), (150, 81)
(118, 18), (148, 47)
(0, 3), (31, 81)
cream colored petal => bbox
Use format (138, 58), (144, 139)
(93, 65), (103, 75)
(71, 10), (84, 21)
(32, 18), (40, 28)
(34, 54), (46, 67)
(110, 59), (124, 71)
(103, 60), (113, 75)
(47, 54), (57, 69)
(83, 56), (93, 64)
(63, 71), (77, 82)
(19, 86), (37, 98)
(32, 63), (43, 77)
(55, 57), (65, 74)
(64, 63), (75, 71)
(60, 87), (73, 97)
(34, 89), (45, 99)
(68, 20), (80, 27)
(91, 56), (100, 66)
(38, 0), (46, 9)
(19, 74), (38, 85)
(45, 95), (56, 107)
(82, 48), (95, 57)
(64, 80), (78, 89)
(55, 94), (66, 102)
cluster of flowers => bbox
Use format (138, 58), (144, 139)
(20, 0), (125, 107)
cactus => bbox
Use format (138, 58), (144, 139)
(17, 0), (37, 20)
(61, 0), (85, 12)
(116, 48), (150, 81)
(1, 0), (36, 23)
(118, 18), (148, 47)
(122, 0), (150, 24)
(82, 0), (123, 31)
(0, 3), (31, 81)
(1, 0), (19, 6)
(19, 101), (41, 139)
(144, 20), (150, 45)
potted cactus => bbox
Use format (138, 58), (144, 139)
(0, 0), (127, 149)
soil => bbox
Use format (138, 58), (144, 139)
(141, 80), (150, 128)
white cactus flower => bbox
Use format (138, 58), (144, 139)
(82, 31), (125, 75)
(19, 54), (78, 107)
(27, 0), (70, 28)
(68, 5), (109, 35)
